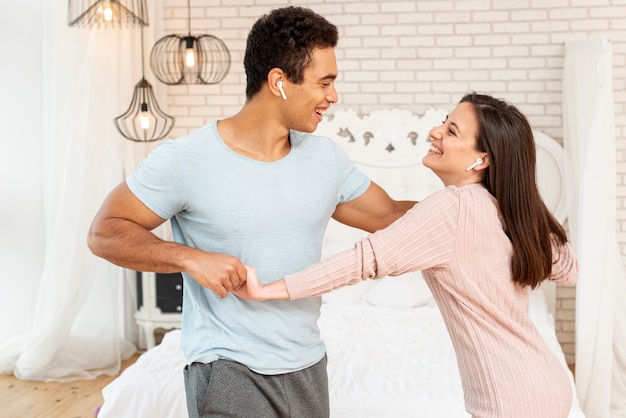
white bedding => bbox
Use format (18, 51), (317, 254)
(98, 285), (584, 418)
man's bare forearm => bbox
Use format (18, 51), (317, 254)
(87, 218), (198, 273)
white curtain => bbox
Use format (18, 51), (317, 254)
(563, 37), (626, 418)
(614, 273), (626, 416)
(0, 0), (165, 381)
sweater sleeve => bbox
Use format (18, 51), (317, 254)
(549, 240), (578, 286)
(284, 187), (461, 300)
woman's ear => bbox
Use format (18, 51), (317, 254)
(466, 155), (489, 171)
(477, 154), (490, 170)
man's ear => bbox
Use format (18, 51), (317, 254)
(268, 68), (286, 100)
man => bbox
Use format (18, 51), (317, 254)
(88, 6), (414, 418)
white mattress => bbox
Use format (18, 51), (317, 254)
(320, 302), (467, 417)
(97, 287), (584, 418)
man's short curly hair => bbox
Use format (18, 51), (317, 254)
(244, 7), (338, 99)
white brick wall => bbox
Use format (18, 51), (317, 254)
(156, 0), (626, 365)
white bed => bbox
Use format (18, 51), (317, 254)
(97, 108), (585, 418)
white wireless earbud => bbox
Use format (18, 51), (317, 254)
(276, 81), (287, 100)
(465, 157), (483, 171)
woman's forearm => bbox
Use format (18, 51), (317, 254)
(237, 266), (291, 301)
(260, 279), (290, 300)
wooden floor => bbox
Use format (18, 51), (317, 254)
(0, 352), (141, 418)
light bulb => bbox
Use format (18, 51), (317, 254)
(104, 6), (113, 21)
(140, 103), (150, 130)
(141, 113), (150, 130)
(185, 48), (195, 68)
(99, 0), (114, 22)
(184, 37), (196, 68)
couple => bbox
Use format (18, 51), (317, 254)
(88, 6), (578, 418)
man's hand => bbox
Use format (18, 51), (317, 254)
(186, 253), (248, 298)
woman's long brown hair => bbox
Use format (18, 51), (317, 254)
(460, 93), (568, 288)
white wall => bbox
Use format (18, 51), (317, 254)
(0, 1), (45, 340)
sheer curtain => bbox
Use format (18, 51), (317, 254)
(0, 0), (165, 381)
(563, 37), (626, 418)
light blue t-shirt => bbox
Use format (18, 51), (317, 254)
(127, 121), (370, 374)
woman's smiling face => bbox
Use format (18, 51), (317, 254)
(422, 101), (488, 186)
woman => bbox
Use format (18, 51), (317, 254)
(235, 93), (578, 418)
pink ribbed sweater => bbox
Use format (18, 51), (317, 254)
(285, 184), (578, 418)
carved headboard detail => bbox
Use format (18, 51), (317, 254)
(314, 108), (449, 203)
(315, 108), (448, 168)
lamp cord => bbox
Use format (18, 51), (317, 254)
(140, 26), (145, 78)
(187, 0), (191, 36)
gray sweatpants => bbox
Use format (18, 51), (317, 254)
(184, 356), (329, 418)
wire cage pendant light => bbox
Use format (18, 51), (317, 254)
(68, 0), (149, 28)
(115, 77), (174, 142)
(115, 29), (174, 142)
(149, 0), (231, 85)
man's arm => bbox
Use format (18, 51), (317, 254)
(332, 181), (417, 233)
(87, 182), (247, 297)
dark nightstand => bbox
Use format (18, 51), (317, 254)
(135, 271), (183, 348)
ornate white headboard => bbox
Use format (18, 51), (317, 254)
(314, 108), (567, 315)
(315, 108), (447, 201)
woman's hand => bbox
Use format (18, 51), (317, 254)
(233, 265), (290, 301)
(233, 266), (264, 301)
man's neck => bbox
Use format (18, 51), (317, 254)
(217, 102), (291, 162)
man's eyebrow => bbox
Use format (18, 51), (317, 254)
(320, 74), (337, 81)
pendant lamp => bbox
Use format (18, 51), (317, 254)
(115, 29), (174, 142)
(149, 0), (231, 85)
(68, 0), (149, 28)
